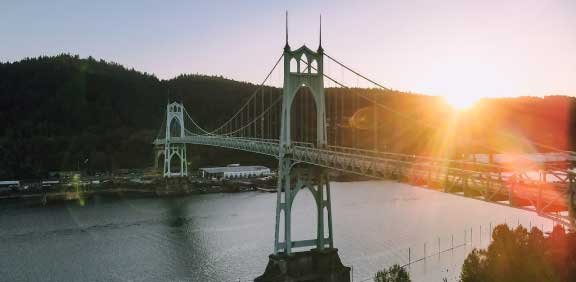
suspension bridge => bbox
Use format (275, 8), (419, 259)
(152, 16), (576, 281)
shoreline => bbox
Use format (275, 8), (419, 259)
(0, 173), (369, 206)
(0, 179), (274, 205)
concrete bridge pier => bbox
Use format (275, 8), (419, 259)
(256, 248), (350, 282)
(256, 164), (350, 282)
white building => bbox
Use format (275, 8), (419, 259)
(0, 180), (20, 193)
(41, 180), (60, 188)
(200, 165), (271, 179)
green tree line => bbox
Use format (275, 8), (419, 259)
(460, 224), (576, 282)
(1, 54), (574, 178)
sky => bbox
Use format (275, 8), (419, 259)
(1, 0), (575, 103)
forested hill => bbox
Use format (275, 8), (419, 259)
(0, 54), (574, 179)
(0, 55), (261, 178)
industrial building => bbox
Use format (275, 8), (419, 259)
(199, 165), (271, 179)
(0, 180), (20, 193)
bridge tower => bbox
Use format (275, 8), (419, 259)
(258, 14), (349, 282)
(163, 102), (188, 177)
(275, 42), (334, 255)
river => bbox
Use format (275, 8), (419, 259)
(0, 181), (557, 282)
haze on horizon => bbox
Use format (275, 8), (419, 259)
(1, 0), (575, 104)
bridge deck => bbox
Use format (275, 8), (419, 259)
(155, 136), (575, 226)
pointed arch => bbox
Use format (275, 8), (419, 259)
(310, 59), (318, 74)
(278, 208), (286, 242)
(290, 57), (298, 73)
(169, 153), (182, 174)
(290, 184), (318, 244)
(290, 86), (317, 144)
(169, 117), (182, 138)
(300, 53), (309, 73)
(323, 206), (330, 238)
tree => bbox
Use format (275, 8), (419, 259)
(460, 249), (486, 282)
(459, 224), (568, 282)
(374, 264), (411, 282)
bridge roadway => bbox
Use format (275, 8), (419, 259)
(154, 135), (575, 227)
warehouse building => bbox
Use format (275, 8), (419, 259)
(0, 180), (20, 193)
(199, 165), (271, 179)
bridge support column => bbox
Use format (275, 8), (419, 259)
(163, 143), (187, 177)
(162, 102), (188, 178)
(274, 164), (334, 255)
(257, 31), (349, 281)
(257, 160), (349, 282)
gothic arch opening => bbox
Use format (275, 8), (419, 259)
(291, 86), (318, 145)
(300, 53), (309, 73)
(169, 153), (182, 174)
(310, 59), (318, 74)
(290, 185), (318, 245)
(290, 57), (298, 73)
(169, 117), (182, 138)
(278, 209), (286, 243)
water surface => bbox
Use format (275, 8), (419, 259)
(0, 181), (556, 282)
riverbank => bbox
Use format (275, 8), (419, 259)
(0, 177), (276, 205)
(0, 170), (372, 205)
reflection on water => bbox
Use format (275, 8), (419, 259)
(0, 181), (558, 282)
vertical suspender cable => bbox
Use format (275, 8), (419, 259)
(268, 90), (271, 139)
(353, 89), (357, 148)
(272, 91), (276, 140)
(254, 93), (257, 139)
(249, 94), (252, 138)
(277, 89), (280, 140)
(373, 90), (378, 151)
(332, 74), (336, 145)
(331, 91), (334, 146)
(248, 94), (251, 138)
(255, 93), (258, 139)
(340, 88), (344, 146)
(296, 90), (306, 142)
(246, 100), (249, 138)
(260, 89), (264, 139)
(304, 83), (308, 144)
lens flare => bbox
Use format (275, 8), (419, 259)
(444, 96), (478, 111)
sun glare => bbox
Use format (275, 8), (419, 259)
(444, 95), (478, 110)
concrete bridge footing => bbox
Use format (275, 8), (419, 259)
(255, 248), (350, 282)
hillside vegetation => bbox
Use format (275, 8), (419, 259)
(0, 55), (574, 178)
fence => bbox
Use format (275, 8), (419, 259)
(354, 217), (560, 282)
(233, 217), (561, 282)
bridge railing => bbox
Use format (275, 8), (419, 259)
(155, 135), (573, 186)
(154, 134), (574, 225)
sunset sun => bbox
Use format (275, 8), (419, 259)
(444, 95), (478, 110)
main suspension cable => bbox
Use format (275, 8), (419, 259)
(192, 54), (284, 135)
(323, 51), (576, 156)
(324, 52), (390, 90)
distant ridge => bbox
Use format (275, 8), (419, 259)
(0, 54), (574, 178)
